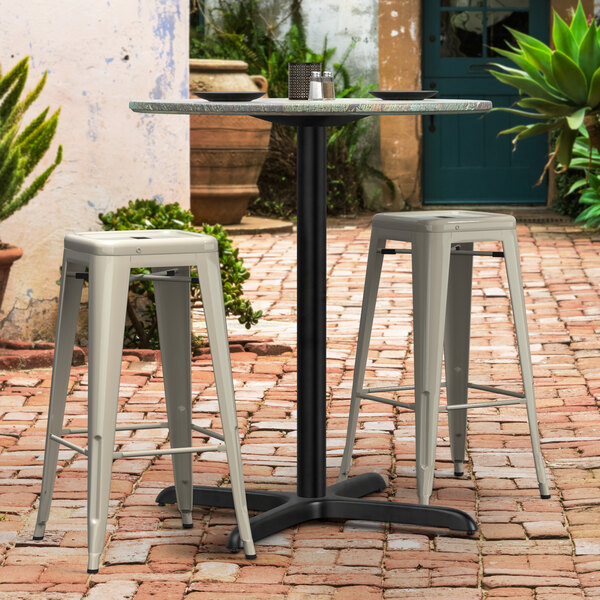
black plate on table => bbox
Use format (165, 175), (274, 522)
(369, 90), (439, 100)
(193, 91), (265, 102)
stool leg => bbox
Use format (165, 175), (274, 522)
(196, 251), (256, 558)
(444, 243), (473, 477)
(412, 234), (451, 505)
(502, 231), (550, 499)
(34, 258), (85, 540)
(154, 266), (193, 528)
(86, 256), (130, 573)
(339, 229), (387, 482)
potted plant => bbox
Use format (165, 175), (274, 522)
(0, 56), (62, 309)
(488, 1), (600, 175)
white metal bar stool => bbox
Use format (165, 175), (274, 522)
(339, 210), (550, 505)
(34, 230), (255, 573)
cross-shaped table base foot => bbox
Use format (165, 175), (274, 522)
(155, 473), (477, 551)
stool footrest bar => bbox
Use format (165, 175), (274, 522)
(357, 393), (415, 410)
(113, 444), (225, 459)
(363, 385), (416, 393)
(442, 398), (524, 411)
(50, 432), (225, 459)
(50, 434), (88, 456)
(191, 424), (225, 441)
(62, 422), (225, 442)
(467, 382), (525, 399)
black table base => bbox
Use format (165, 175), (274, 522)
(156, 115), (478, 548)
(156, 473), (477, 551)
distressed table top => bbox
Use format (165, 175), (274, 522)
(129, 97), (492, 116)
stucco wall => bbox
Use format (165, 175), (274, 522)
(0, 0), (189, 341)
(302, 1), (379, 87)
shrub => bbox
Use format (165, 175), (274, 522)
(98, 199), (261, 348)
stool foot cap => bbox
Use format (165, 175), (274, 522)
(182, 523), (193, 529)
(454, 471), (463, 477)
(32, 536), (44, 541)
(541, 494), (551, 499)
(87, 569), (99, 574)
(245, 554), (257, 560)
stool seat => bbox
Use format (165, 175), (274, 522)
(372, 210), (516, 233)
(64, 229), (217, 256)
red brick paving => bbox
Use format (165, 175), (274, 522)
(0, 221), (599, 598)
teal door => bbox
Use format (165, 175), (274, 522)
(422, 0), (550, 204)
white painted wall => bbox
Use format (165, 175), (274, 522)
(0, 0), (189, 340)
(302, 0), (378, 87)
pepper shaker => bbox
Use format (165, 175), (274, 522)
(308, 71), (323, 100)
(322, 71), (335, 99)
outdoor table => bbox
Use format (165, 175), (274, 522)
(129, 97), (492, 550)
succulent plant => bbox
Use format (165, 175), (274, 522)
(0, 57), (62, 235)
(488, 1), (600, 174)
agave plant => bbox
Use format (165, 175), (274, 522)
(488, 1), (600, 174)
(0, 56), (62, 236)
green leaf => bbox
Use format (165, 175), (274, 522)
(553, 11), (579, 61)
(490, 68), (565, 103)
(566, 106), (588, 129)
(507, 26), (552, 55)
(517, 41), (560, 89)
(567, 178), (587, 194)
(499, 124), (529, 137)
(551, 50), (589, 104)
(578, 22), (600, 86)
(570, 1), (589, 44)
(514, 121), (562, 141)
(555, 125), (578, 166)
(0, 57), (27, 102)
(489, 49), (548, 86)
(517, 97), (575, 117)
(490, 107), (549, 119)
(589, 171), (600, 190)
(0, 67), (26, 125)
(587, 67), (600, 107)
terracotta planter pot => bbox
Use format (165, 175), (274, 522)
(0, 244), (23, 310)
(189, 59), (272, 225)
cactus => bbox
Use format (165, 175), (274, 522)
(0, 56), (62, 232)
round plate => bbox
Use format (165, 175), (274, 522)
(193, 91), (265, 102)
(369, 90), (439, 100)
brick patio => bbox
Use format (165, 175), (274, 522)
(0, 220), (599, 599)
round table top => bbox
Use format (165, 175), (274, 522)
(129, 97), (492, 117)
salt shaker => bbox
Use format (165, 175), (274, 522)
(308, 71), (323, 100)
(322, 71), (335, 99)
